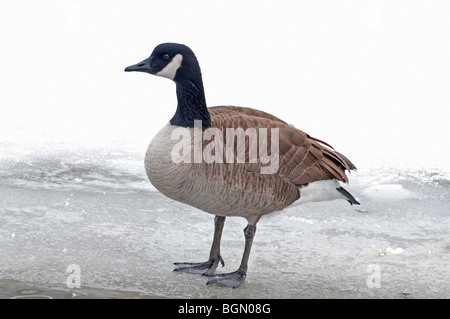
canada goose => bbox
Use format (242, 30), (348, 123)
(125, 43), (359, 288)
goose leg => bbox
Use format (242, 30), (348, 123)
(205, 224), (256, 288)
(173, 215), (226, 275)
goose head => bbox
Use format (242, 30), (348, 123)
(125, 43), (201, 83)
(125, 43), (210, 128)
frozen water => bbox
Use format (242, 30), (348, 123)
(362, 184), (415, 201)
(0, 135), (449, 299)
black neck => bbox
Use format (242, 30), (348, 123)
(170, 75), (210, 129)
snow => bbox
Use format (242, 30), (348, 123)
(0, 139), (449, 298)
(362, 184), (415, 201)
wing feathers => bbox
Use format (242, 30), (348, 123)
(208, 105), (354, 188)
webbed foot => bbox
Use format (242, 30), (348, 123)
(173, 255), (225, 275)
(204, 268), (246, 288)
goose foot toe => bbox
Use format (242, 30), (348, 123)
(204, 268), (246, 288)
(173, 256), (224, 275)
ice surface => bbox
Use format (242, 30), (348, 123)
(0, 139), (449, 298)
(362, 184), (415, 201)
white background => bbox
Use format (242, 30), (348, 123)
(1, 0), (449, 169)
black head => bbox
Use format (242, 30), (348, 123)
(125, 43), (209, 128)
(124, 43), (200, 83)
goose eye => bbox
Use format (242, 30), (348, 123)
(163, 54), (170, 60)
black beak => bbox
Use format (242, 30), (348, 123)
(124, 56), (153, 73)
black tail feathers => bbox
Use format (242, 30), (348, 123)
(336, 186), (360, 205)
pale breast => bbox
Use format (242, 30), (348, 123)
(144, 123), (299, 219)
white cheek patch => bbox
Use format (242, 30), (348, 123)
(156, 53), (183, 80)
